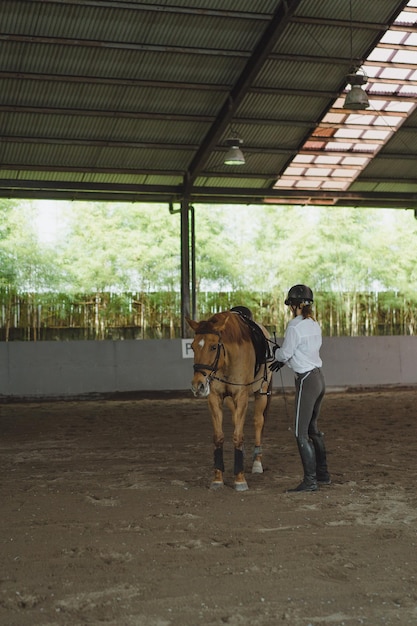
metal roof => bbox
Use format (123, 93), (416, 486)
(1, 0), (417, 208)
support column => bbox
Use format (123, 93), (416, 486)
(180, 199), (191, 337)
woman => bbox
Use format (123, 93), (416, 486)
(270, 284), (331, 492)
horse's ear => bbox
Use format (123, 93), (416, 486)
(185, 317), (198, 331)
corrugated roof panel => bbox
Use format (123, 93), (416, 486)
(255, 58), (347, 91)
(1, 111), (210, 144)
(3, 1), (268, 51)
(225, 123), (306, 149)
(237, 92), (328, 122)
(0, 0), (414, 207)
(352, 179), (417, 193)
(81, 172), (183, 186)
(17, 170), (89, 183)
(1, 141), (192, 171)
(141, 174), (184, 185)
(131, 0), (277, 11)
(2, 170), (182, 187)
(93, 146), (193, 171)
(358, 158), (417, 177)
(195, 175), (274, 189)
(205, 149), (290, 177)
(109, 119), (210, 144)
(272, 22), (352, 59)
(118, 87), (225, 117)
(0, 77), (226, 117)
(0, 77), (124, 111)
(1, 142), (105, 167)
(376, 128), (417, 153)
(297, 0), (405, 23)
(0, 41), (246, 85)
(78, 172), (142, 185)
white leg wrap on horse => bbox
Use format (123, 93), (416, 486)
(252, 459), (263, 474)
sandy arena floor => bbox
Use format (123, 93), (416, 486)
(1, 387), (417, 626)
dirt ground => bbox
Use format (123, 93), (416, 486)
(1, 387), (417, 626)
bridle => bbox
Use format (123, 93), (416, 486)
(192, 330), (225, 384)
(193, 329), (269, 390)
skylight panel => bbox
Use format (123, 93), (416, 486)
(342, 156), (368, 165)
(306, 168), (332, 177)
(380, 31), (408, 44)
(367, 48), (394, 63)
(315, 155), (342, 164)
(380, 67), (410, 79)
(397, 10), (417, 23)
(335, 128), (362, 138)
(405, 33), (417, 45)
(385, 101), (414, 111)
(362, 129), (391, 140)
(274, 1), (417, 193)
(394, 49), (417, 64)
(292, 155), (315, 163)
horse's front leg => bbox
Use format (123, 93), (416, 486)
(252, 375), (272, 474)
(207, 394), (225, 489)
(252, 395), (265, 474)
(231, 392), (249, 492)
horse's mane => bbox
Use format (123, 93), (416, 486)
(199, 311), (252, 345)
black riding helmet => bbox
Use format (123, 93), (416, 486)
(284, 284), (314, 306)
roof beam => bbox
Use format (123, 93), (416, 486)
(0, 104), (323, 129)
(184, 0), (304, 190)
(0, 34), (252, 59)
(0, 71), (231, 92)
(0, 105), (214, 123)
(2, 178), (417, 200)
(19, 0), (271, 21)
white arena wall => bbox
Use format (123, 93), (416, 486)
(1, 336), (416, 400)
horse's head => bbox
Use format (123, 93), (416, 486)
(186, 313), (231, 398)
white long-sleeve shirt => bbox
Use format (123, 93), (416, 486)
(274, 315), (322, 374)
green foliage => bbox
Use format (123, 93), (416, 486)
(1, 199), (417, 339)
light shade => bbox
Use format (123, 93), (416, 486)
(224, 138), (245, 165)
(343, 73), (369, 110)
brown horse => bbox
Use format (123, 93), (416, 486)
(186, 311), (273, 491)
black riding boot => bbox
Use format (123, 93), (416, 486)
(310, 431), (331, 484)
(288, 438), (318, 492)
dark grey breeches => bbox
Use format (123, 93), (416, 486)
(294, 368), (325, 441)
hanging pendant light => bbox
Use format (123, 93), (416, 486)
(344, 72), (369, 110)
(343, 0), (369, 110)
(224, 137), (245, 165)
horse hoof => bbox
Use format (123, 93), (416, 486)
(234, 481), (249, 492)
(252, 460), (263, 474)
(210, 481), (224, 490)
